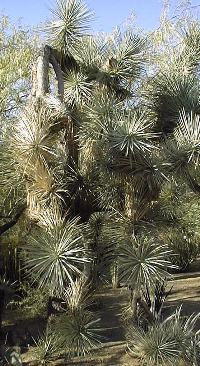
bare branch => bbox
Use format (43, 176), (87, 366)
(0, 204), (26, 236)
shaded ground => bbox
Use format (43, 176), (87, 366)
(2, 259), (200, 365)
(166, 260), (200, 319)
(94, 288), (127, 343)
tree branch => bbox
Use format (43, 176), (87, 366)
(48, 46), (64, 101)
(0, 204), (26, 236)
(35, 46), (50, 98)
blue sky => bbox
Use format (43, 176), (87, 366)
(0, 0), (200, 32)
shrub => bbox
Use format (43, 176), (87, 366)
(167, 229), (199, 271)
(127, 306), (200, 366)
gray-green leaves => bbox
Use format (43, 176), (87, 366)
(118, 238), (170, 289)
(25, 211), (90, 295)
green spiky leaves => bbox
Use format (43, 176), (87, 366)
(106, 31), (146, 81)
(25, 211), (90, 295)
(127, 307), (200, 366)
(45, 0), (93, 53)
(118, 237), (171, 289)
(165, 110), (200, 192)
(64, 70), (92, 106)
(11, 106), (60, 174)
(175, 110), (200, 167)
(109, 110), (157, 156)
(52, 309), (103, 357)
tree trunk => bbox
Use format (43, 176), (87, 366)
(0, 289), (5, 332)
(137, 297), (156, 324)
(130, 288), (156, 323)
(124, 181), (135, 219)
(130, 288), (140, 320)
(112, 262), (119, 289)
(35, 46), (50, 98)
(0, 204), (26, 236)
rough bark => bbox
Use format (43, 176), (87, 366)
(0, 204), (26, 236)
(49, 47), (64, 101)
(137, 297), (156, 324)
(32, 45), (64, 101)
(35, 46), (50, 98)
(124, 181), (135, 219)
(0, 289), (4, 331)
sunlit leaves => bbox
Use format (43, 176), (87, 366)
(79, 89), (122, 145)
(27, 164), (67, 209)
(33, 328), (64, 364)
(174, 110), (200, 167)
(11, 106), (59, 174)
(181, 22), (200, 71)
(109, 109), (157, 156)
(146, 70), (200, 134)
(45, 0), (93, 53)
(164, 110), (200, 191)
(71, 36), (106, 71)
(0, 16), (36, 127)
(64, 70), (92, 106)
(106, 31), (146, 81)
(63, 277), (93, 313)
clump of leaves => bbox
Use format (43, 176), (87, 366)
(118, 236), (171, 289)
(33, 328), (64, 365)
(167, 228), (199, 271)
(51, 309), (103, 357)
(24, 209), (90, 296)
(63, 277), (93, 313)
(142, 282), (172, 321)
(127, 306), (200, 366)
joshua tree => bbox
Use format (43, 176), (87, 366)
(1, 0), (200, 362)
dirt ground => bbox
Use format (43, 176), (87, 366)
(2, 259), (200, 366)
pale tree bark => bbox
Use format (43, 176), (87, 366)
(124, 180), (135, 219)
(31, 45), (64, 101)
(35, 46), (50, 98)
(49, 48), (64, 101)
(27, 46), (66, 219)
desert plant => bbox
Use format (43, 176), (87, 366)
(1, 1), (200, 362)
(168, 229), (199, 271)
(127, 306), (200, 366)
(142, 281), (172, 321)
(24, 210), (90, 296)
(33, 328), (64, 365)
(118, 236), (171, 320)
(51, 309), (103, 357)
(63, 277), (93, 313)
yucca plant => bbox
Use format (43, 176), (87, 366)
(51, 309), (103, 357)
(142, 282), (172, 321)
(63, 277), (94, 313)
(45, 0), (93, 54)
(127, 306), (200, 366)
(33, 328), (64, 364)
(118, 236), (171, 321)
(167, 228), (199, 271)
(24, 210), (90, 296)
